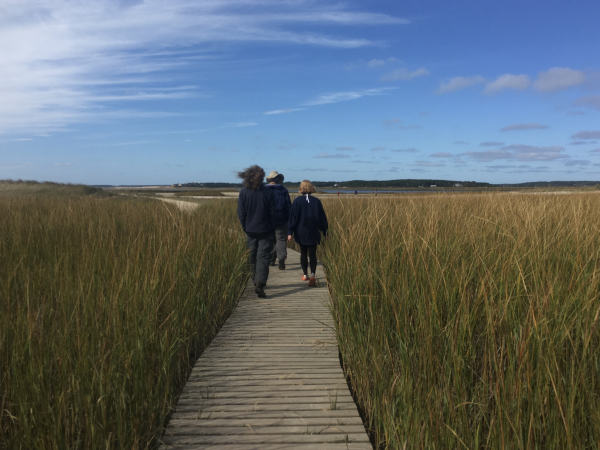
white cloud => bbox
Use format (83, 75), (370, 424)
(304, 88), (395, 106)
(336, 146), (355, 151)
(564, 160), (590, 166)
(415, 161), (445, 167)
(463, 144), (567, 162)
(480, 141), (505, 147)
(264, 108), (305, 115)
(453, 141), (469, 145)
(484, 74), (530, 94)
(390, 148), (419, 153)
(574, 95), (600, 112)
(500, 123), (548, 132)
(368, 59), (385, 67)
(371, 146), (385, 151)
(314, 152), (350, 159)
(533, 67), (585, 92)
(430, 152), (453, 158)
(571, 130), (600, 140)
(437, 75), (485, 94)
(380, 68), (429, 81)
(0, 1), (405, 134)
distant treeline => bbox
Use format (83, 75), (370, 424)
(177, 179), (600, 189)
(502, 181), (600, 187)
(284, 179), (490, 188)
(179, 182), (243, 188)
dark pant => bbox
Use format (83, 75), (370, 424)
(300, 245), (317, 275)
(247, 233), (274, 285)
(270, 223), (288, 263)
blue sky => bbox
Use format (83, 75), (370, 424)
(1, 0), (599, 185)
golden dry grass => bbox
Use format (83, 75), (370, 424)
(321, 193), (600, 449)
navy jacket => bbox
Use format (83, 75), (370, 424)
(238, 186), (276, 236)
(288, 194), (328, 246)
(265, 184), (292, 226)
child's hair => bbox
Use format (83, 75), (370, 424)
(237, 165), (265, 190)
(298, 180), (316, 194)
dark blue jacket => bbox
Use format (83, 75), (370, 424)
(265, 184), (291, 226)
(238, 186), (276, 236)
(288, 194), (328, 246)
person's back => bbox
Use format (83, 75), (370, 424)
(237, 165), (276, 298)
(238, 185), (276, 235)
(288, 180), (328, 287)
(265, 183), (291, 227)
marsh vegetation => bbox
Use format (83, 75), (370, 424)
(0, 192), (247, 448)
(322, 193), (600, 449)
(2, 185), (599, 449)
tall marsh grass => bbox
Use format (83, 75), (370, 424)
(322, 193), (600, 449)
(0, 197), (246, 449)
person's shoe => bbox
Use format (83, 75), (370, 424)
(308, 276), (317, 287)
(255, 282), (266, 298)
(301, 274), (310, 281)
(279, 260), (285, 270)
(270, 259), (276, 266)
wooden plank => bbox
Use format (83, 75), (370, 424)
(162, 444), (370, 450)
(161, 434), (370, 445)
(161, 249), (370, 449)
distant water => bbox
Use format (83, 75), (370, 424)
(321, 189), (443, 194)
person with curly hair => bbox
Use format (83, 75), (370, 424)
(287, 180), (328, 287)
(237, 165), (276, 298)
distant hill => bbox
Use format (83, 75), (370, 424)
(0, 180), (112, 197)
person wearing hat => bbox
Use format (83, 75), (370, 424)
(265, 170), (292, 270)
(237, 165), (276, 298)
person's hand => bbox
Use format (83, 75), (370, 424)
(287, 235), (292, 241)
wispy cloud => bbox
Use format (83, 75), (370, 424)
(415, 161), (445, 167)
(314, 152), (350, 159)
(574, 95), (600, 112)
(480, 141), (505, 147)
(264, 108), (305, 115)
(0, 1), (405, 134)
(430, 152), (453, 158)
(463, 144), (567, 162)
(564, 159), (590, 166)
(533, 67), (585, 92)
(390, 148), (419, 152)
(571, 130), (600, 140)
(303, 88), (395, 106)
(367, 57), (398, 68)
(371, 146), (386, 152)
(484, 74), (530, 94)
(336, 146), (355, 151)
(500, 123), (548, 132)
(453, 141), (470, 145)
(437, 75), (485, 94)
(380, 68), (429, 81)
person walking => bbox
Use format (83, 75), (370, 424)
(265, 170), (292, 270)
(237, 165), (276, 298)
(287, 180), (328, 287)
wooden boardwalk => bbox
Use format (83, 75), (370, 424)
(161, 248), (371, 450)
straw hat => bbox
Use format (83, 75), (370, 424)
(266, 170), (284, 182)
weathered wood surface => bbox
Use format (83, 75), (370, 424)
(161, 249), (371, 449)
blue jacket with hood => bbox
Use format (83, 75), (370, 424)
(265, 184), (292, 227)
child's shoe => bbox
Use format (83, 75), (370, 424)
(301, 274), (309, 281)
(308, 276), (316, 287)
